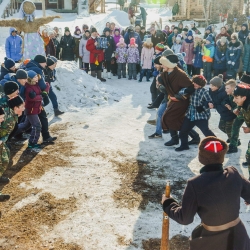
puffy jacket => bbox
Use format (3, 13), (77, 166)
(209, 85), (236, 121)
(202, 43), (215, 63)
(141, 43), (154, 69)
(115, 47), (127, 63)
(238, 24), (249, 45)
(193, 44), (203, 68)
(127, 46), (140, 63)
(101, 35), (115, 61)
(86, 37), (104, 64)
(151, 31), (165, 47)
(243, 39), (250, 72)
(171, 43), (182, 54)
(214, 41), (228, 70)
(5, 28), (23, 62)
(226, 40), (241, 70)
(180, 39), (194, 65)
(79, 35), (90, 63)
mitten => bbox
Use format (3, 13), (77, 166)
(29, 91), (36, 99)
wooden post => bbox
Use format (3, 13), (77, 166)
(160, 180), (171, 250)
(42, 0), (46, 17)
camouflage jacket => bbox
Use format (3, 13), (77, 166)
(0, 94), (18, 142)
(240, 104), (250, 128)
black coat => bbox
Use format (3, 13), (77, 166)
(151, 31), (165, 47)
(209, 85), (236, 121)
(163, 164), (250, 250)
(101, 35), (116, 61)
(59, 34), (76, 61)
(0, 64), (14, 80)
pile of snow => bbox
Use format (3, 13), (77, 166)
(45, 61), (122, 115)
(95, 10), (130, 32)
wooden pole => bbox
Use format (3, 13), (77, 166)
(160, 180), (171, 250)
(42, 0), (46, 17)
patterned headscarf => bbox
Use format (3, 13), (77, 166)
(19, 0), (36, 22)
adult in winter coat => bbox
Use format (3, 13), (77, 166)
(59, 27), (75, 61)
(238, 23), (249, 45)
(214, 37), (228, 76)
(167, 27), (179, 48)
(215, 27), (230, 42)
(86, 27), (105, 82)
(180, 30), (194, 76)
(79, 30), (90, 73)
(0, 57), (16, 81)
(226, 33), (241, 79)
(150, 28), (165, 47)
(41, 29), (56, 57)
(162, 136), (250, 250)
(124, 27), (142, 51)
(5, 27), (22, 62)
(113, 28), (122, 47)
(140, 6), (147, 27)
(193, 35), (203, 75)
(102, 27), (116, 79)
(243, 33), (250, 74)
(49, 31), (60, 59)
(73, 26), (82, 68)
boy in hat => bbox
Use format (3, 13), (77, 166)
(0, 57), (16, 81)
(162, 136), (250, 250)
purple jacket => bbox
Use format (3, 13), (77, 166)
(116, 47), (127, 63)
(127, 46), (139, 63)
(113, 32), (123, 46)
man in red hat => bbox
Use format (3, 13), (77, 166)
(162, 136), (250, 250)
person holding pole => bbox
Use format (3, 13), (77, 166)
(161, 136), (250, 250)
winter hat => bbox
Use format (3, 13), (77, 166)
(64, 27), (70, 32)
(162, 48), (174, 57)
(192, 75), (207, 87)
(74, 26), (81, 34)
(4, 81), (19, 95)
(154, 56), (162, 65)
(8, 95), (24, 109)
(4, 57), (15, 69)
(82, 24), (89, 30)
(0, 107), (4, 115)
(114, 28), (120, 33)
(183, 28), (188, 32)
(233, 84), (250, 97)
(16, 69), (28, 79)
(157, 76), (164, 85)
(205, 25), (212, 32)
(176, 52), (186, 63)
(242, 23), (248, 29)
(210, 74), (223, 88)
(90, 27), (97, 33)
(160, 54), (179, 68)
(117, 38), (126, 47)
(176, 34), (182, 41)
(155, 43), (164, 51)
(199, 136), (228, 165)
(85, 29), (90, 35)
(34, 54), (47, 64)
(187, 30), (193, 37)
(27, 70), (37, 79)
(103, 27), (111, 33)
(145, 38), (152, 45)
(47, 55), (57, 67)
(220, 36), (227, 44)
(206, 34), (213, 43)
(240, 74), (250, 85)
(130, 37), (137, 46)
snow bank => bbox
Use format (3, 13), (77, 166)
(45, 61), (121, 115)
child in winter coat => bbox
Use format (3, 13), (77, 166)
(214, 36), (228, 77)
(238, 23), (249, 45)
(73, 26), (82, 68)
(127, 38), (140, 80)
(202, 34), (215, 83)
(115, 38), (127, 79)
(193, 35), (203, 75)
(139, 38), (154, 82)
(209, 75), (236, 142)
(171, 35), (182, 54)
(180, 30), (194, 76)
(243, 32), (250, 74)
(176, 52), (187, 73)
(79, 30), (90, 73)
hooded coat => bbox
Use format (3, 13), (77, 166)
(226, 40), (241, 70)
(79, 34), (90, 63)
(59, 33), (76, 61)
(214, 40), (228, 70)
(5, 28), (23, 62)
(238, 24), (249, 45)
(113, 29), (122, 46)
(193, 42), (203, 68)
(161, 67), (193, 131)
(163, 165), (250, 250)
(141, 42), (154, 69)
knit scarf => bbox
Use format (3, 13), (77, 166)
(185, 38), (193, 43)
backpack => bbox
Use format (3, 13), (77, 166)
(96, 37), (108, 49)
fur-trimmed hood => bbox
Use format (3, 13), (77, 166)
(143, 42), (153, 48)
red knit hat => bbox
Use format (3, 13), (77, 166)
(204, 141), (224, 153)
(130, 37), (136, 46)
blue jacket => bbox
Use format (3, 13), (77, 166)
(25, 60), (47, 91)
(193, 44), (203, 68)
(238, 24), (249, 45)
(214, 41), (228, 70)
(124, 31), (142, 51)
(5, 28), (23, 62)
(243, 40), (250, 72)
(226, 41), (241, 70)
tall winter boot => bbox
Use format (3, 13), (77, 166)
(97, 70), (106, 82)
(164, 130), (179, 146)
(188, 129), (200, 145)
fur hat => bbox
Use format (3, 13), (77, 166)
(4, 81), (19, 95)
(155, 43), (164, 51)
(90, 27), (97, 33)
(160, 54), (179, 68)
(162, 49), (174, 57)
(117, 38), (126, 47)
(154, 56), (162, 65)
(206, 34), (213, 43)
(233, 84), (250, 97)
(192, 75), (207, 87)
(4, 57), (15, 69)
(8, 95), (24, 109)
(199, 136), (228, 165)
(220, 36), (228, 44)
(210, 74), (223, 88)
(34, 54), (46, 64)
(27, 70), (37, 79)
(0, 107), (4, 115)
(64, 27), (70, 32)
(16, 69), (28, 79)
(240, 74), (250, 85)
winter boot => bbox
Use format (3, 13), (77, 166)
(175, 145), (190, 151)
(0, 177), (10, 184)
(164, 130), (179, 146)
(28, 143), (42, 149)
(227, 145), (238, 154)
(43, 136), (57, 144)
(97, 70), (106, 82)
(54, 109), (64, 117)
(107, 72), (111, 79)
(188, 129), (200, 145)
(148, 133), (162, 139)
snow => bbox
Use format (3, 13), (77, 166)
(0, 0), (11, 17)
(0, 4), (250, 250)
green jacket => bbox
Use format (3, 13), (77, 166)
(240, 103), (250, 128)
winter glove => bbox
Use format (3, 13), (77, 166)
(196, 106), (205, 113)
(29, 91), (37, 99)
(42, 91), (48, 98)
(42, 91), (50, 107)
(232, 62), (235, 66)
(184, 85), (195, 94)
(228, 61), (232, 64)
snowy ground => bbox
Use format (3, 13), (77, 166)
(0, 5), (249, 250)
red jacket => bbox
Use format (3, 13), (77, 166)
(25, 82), (45, 115)
(86, 37), (104, 64)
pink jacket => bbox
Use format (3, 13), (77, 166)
(180, 40), (194, 65)
(141, 43), (154, 69)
